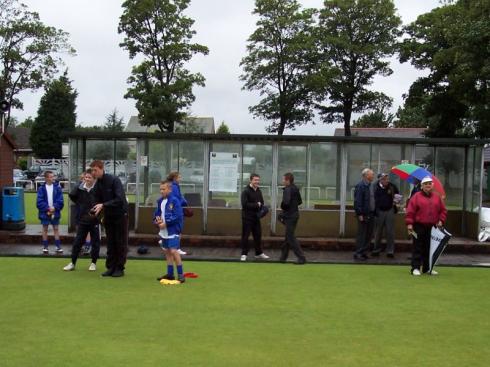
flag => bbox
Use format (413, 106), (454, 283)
(430, 227), (452, 273)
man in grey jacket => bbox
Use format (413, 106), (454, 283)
(279, 173), (306, 265)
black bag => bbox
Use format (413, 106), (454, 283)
(258, 205), (269, 219)
(137, 244), (149, 255)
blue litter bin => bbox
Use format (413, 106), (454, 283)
(2, 187), (26, 230)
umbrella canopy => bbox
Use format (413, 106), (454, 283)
(391, 163), (446, 199)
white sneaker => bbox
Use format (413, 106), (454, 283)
(255, 253), (270, 259)
(55, 247), (63, 254)
(63, 262), (75, 271)
(177, 249), (187, 255)
(42, 247), (49, 254)
(412, 269), (421, 276)
(88, 263), (97, 271)
(240, 255), (247, 262)
(430, 270), (438, 276)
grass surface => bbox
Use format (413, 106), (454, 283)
(0, 258), (489, 367)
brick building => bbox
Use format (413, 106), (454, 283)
(0, 132), (17, 188)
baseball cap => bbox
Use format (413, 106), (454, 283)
(377, 173), (388, 179)
(421, 176), (433, 184)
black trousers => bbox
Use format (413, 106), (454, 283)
(241, 217), (263, 256)
(280, 216), (305, 262)
(411, 223), (432, 273)
(71, 222), (100, 264)
(355, 215), (375, 256)
(104, 214), (128, 271)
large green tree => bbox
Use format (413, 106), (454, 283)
(240, 0), (316, 135)
(118, 0), (208, 133)
(30, 72), (77, 158)
(314, 0), (401, 136)
(0, 0), (75, 127)
(104, 108), (125, 131)
(399, 0), (490, 137)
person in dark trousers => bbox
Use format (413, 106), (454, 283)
(90, 160), (129, 277)
(406, 176), (447, 276)
(240, 173), (269, 261)
(279, 173), (306, 265)
(63, 169), (100, 271)
(372, 173), (399, 258)
(353, 168), (375, 260)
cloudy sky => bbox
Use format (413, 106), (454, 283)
(15, 0), (441, 135)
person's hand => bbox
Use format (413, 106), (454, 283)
(158, 221), (166, 229)
(407, 224), (413, 231)
(437, 221), (443, 228)
(92, 203), (104, 216)
(257, 202), (262, 208)
(358, 215), (364, 222)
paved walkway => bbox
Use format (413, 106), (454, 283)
(1, 243), (490, 268)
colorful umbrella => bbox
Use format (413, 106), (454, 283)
(391, 163), (446, 199)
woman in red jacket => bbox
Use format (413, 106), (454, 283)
(405, 176), (447, 276)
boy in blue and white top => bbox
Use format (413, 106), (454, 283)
(36, 170), (64, 254)
(153, 180), (185, 283)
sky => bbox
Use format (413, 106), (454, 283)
(14, 0), (442, 135)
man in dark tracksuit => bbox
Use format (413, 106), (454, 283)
(90, 160), (129, 277)
(63, 169), (100, 271)
(353, 168), (375, 260)
(279, 173), (306, 265)
(240, 173), (269, 261)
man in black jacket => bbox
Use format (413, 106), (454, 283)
(240, 173), (269, 261)
(90, 160), (129, 277)
(63, 169), (100, 271)
(279, 173), (305, 264)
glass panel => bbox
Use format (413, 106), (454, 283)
(473, 146), (482, 212)
(242, 144), (273, 206)
(465, 146), (475, 211)
(178, 141), (205, 207)
(141, 140), (178, 206)
(346, 144), (371, 204)
(86, 139), (115, 174)
(415, 145), (434, 171)
(277, 145), (307, 208)
(435, 146), (465, 209)
(308, 143), (338, 209)
(209, 143), (242, 208)
(114, 139), (137, 204)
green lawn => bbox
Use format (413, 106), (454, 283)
(0, 258), (489, 367)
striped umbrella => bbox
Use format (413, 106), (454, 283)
(391, 163), (446, 199)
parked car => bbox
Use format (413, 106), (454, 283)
(25, 165), (42, 180)
(13, 169), (28, 187)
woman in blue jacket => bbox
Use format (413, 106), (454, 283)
(36, 171), (64, 254)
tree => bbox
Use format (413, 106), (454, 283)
(0, 0), (75, 127)
(17, 116), (34, 128)
(240, 0), (316, 135)
(118, 0), (209, 133)
(30, 72), (77, 158)
(352, 95), (394, 128)
(216, 121), (231, 134)
(314, 0), (401, 136)
(399, 0), (490, 137)
(105, 108), (125, 131)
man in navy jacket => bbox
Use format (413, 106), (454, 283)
(353, 168), (375, 260)
(90, 160), (128, 277)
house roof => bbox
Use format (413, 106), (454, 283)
(125, 116), (215, 134)
(6, 126), (31, 150)
(334, 128), (427, 138)
(1, 132), (18, 150)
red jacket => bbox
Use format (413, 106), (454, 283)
(405, 191), (447, 226)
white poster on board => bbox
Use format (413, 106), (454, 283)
(209, 152), (239, 192)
